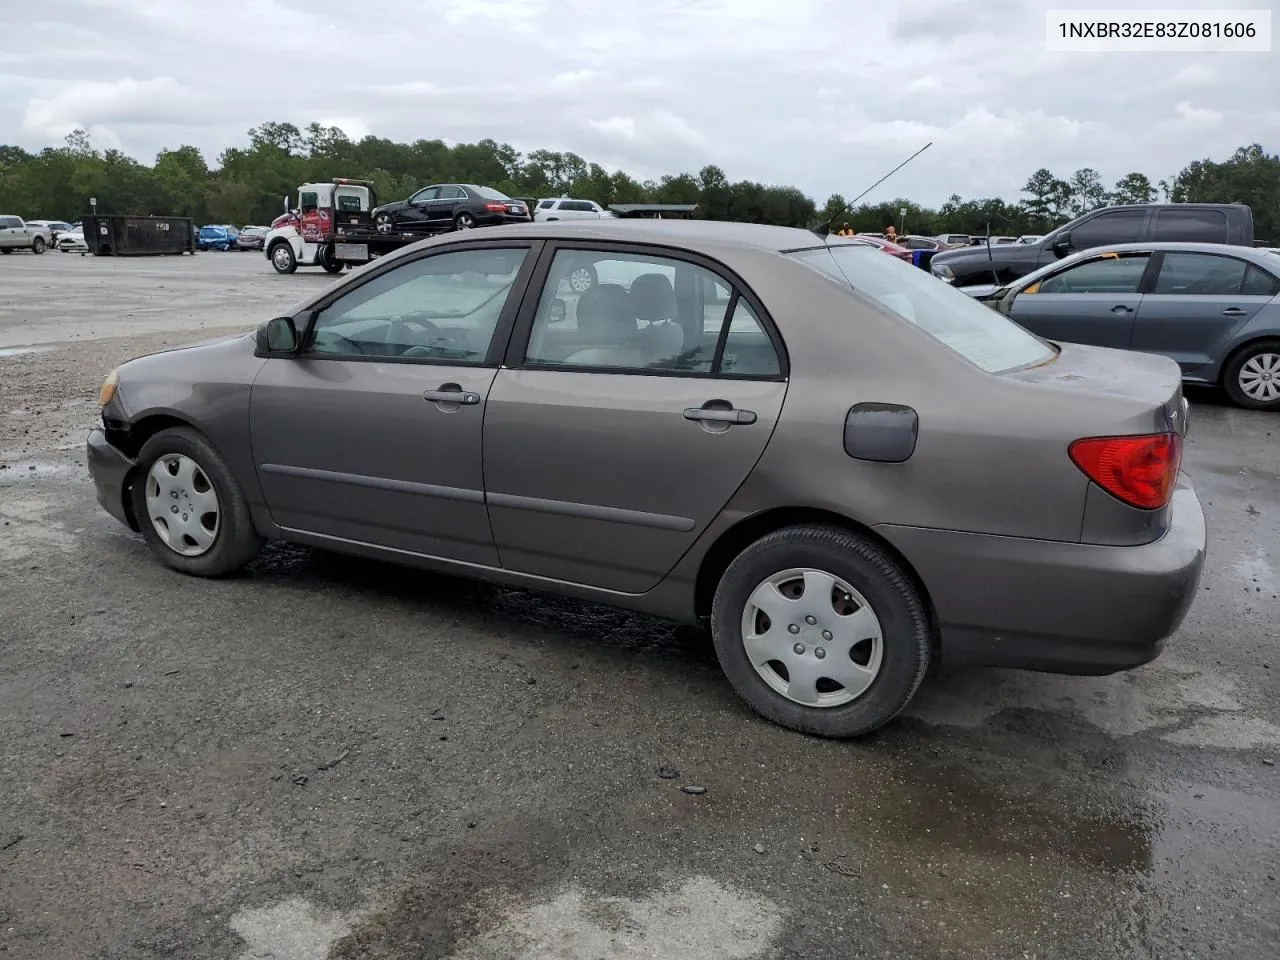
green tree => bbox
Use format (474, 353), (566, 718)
(1112, 172), (1156, 205)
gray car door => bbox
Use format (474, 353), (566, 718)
(1008, 252), (1151, 349)
(482, 245), (788, 593)
(1132, 251), (1277, 378)
(250, 243), (537, 564)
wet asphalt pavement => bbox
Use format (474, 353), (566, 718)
(1, 252), (1278, 959)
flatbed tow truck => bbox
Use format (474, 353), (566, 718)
(263, 178), (433, 274)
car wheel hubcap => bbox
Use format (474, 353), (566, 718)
(569, 268), (593, 292)
(376, 217), (392, 234)
(1239, 353), (1280, 402)
(272, 247), (291, 269)
(458, 216), (473, 230)
(740, 567), (884, 708)
(144, 454), (220, 557)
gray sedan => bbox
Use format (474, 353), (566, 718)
(975, 242), (1280, 410)
(86, 220), (1206, 737)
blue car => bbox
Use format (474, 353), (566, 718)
(196, 225), (240, 251)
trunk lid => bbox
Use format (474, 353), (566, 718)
(1005, 340), (1188, 438)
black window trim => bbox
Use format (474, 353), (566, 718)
(287, 238), (546, 368)
(1141, 249), (1276, 297)
(500, 239), (790, 381)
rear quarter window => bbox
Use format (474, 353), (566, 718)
(791, 244), (1056, 374)
(1150, 208), (1229, 243)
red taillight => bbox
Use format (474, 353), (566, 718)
(895, 251), (912, 261)
(1069, 433), (1182, 510)
(484, 202), (506, 213)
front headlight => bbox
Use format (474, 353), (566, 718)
(97, 368), (119, 407)
(932, 262), (955, 282)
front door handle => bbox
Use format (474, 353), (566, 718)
(1111, 304), (1134, 314)
(684, 406), (757, 425)
(1222, 307), (1248, 316)
(424, 386), (480, 405)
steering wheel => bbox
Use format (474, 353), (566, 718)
(386, 313), (454, 357)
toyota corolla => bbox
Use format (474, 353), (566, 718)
(86, 220), (1207, 737)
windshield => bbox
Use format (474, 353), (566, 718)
(790, 243), (1057, 374)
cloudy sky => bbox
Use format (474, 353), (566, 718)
(2, 0), (1277, 206)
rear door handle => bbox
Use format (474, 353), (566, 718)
(1222, 307), (1248, 316)
(683, 407), (757, 425)
(424, 386), (480, 405)
(1111, 304), (1134, 314)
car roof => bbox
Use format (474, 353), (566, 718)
(474, 218), (832, 253)
(1060, 241), (1272, 257)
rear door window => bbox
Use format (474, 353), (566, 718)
(792, 243), (1055, 374)
(1069, 210), (1148, 250)
(1151, 208), (1230, 243)
(1038, 253), (1152, 294)
(1151, 253), (1249, 295)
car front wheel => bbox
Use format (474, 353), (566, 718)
(1224, 339), (1280, 410)
(269, 242), (297, 274)
(374, 212), (395, 234)
(710, 524), (931, 738)
(130, 427), (263, 577)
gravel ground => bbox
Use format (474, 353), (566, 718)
(1, 250), (1278, 960)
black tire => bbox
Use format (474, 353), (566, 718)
(31, 236), (46, 254)
(710, 524), (931, 738)
(268, 241), (297, 274)
(454, 212), (476, 231)
(1222, 339), (1280, 411)
(319, 245), (344, 273)
(130, 427), (263, 577)
(1, 248), (13, 254)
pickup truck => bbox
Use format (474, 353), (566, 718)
(0, 215), (51, 254)
(930, 203), (1255, 288)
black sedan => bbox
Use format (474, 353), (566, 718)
(370, 184), (530, 234)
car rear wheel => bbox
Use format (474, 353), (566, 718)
(318, 245), (344, 273)
(131, 427), (263, 577)
(269, 242), (297, 274)
(454, 212), (476, 231)
(566, 264), (597, 294)
(710, 524), (931, 738)
(31, 236), (46, 254)
(1223, 340), (1280, 411)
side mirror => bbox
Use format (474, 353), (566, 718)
(1051, 233), (1072, 258)
(257, 316), (299, 354)
(550, 298), (567, 323)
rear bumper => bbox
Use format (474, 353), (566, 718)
(86, 428), (138, 530)
(877, 475), (1207, 675)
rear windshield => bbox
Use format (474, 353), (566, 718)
(476, 186), (512, 202)
(790, 243), (1056, 374)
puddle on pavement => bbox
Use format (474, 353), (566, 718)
(0, 345), (53, 358)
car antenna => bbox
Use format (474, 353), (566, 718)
(813, 141), (933, 237)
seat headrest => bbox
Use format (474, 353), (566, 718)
(630, 272), (677, 323)
(576, 283), (637, 337)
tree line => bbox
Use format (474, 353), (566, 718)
(1, 122), (1275, 242)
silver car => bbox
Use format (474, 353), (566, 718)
(85, 221), (1206, 738)
(976, 242), (1280, 410)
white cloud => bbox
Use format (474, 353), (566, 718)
(21, 76), (200, 141)
(2, 0), (1277, 206)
